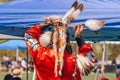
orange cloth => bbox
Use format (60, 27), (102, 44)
(25, 24), (92, 80)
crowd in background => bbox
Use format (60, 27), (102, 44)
(0, 54), (120, 80)
(0, 54), (34, 73)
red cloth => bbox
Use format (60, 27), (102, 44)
(116, 77), (120, 80)
(100, 77), (109, 80)
(25, 25), (92, 80)
(79, 43), (93, 56)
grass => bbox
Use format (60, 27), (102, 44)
(0, 72), (116, 80)
(82, 72), (116, 80)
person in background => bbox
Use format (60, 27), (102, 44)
(116, 55), (120, 80)
(4, 74), (13, 80)
(21, 58), (27, 72)
(12, 68), (22, 80)
(116, 71), (120, 80)
(24, 15), (96, 80)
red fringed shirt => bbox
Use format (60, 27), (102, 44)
(25, 24), (93, 80)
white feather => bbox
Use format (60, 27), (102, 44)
(39, 31), (52, 47)
(85, 19), (105, 31)
(62, 7), (75, 24)
(62, 1), (78, 24)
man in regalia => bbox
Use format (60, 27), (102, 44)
(24, 15), (96, 80)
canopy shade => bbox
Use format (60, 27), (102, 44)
(0, 40), (27, 50)
(0, 0), (120, 42)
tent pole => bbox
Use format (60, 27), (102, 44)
(32, 65), (36, 80)
(101, 41), (106, 77)
(95, 68), (100, 80)
(26, 48), (28, 80)
(16, 48), (19, 61)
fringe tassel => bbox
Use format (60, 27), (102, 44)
(53, 24), (67, 76)
(52, 27), (59, 76)
(77, 55), (97, 76)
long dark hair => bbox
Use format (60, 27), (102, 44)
(65, 29), (73, 53)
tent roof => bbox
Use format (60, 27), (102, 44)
(0, 0), (120, 27)
(0, 0), (120, 9)
(0, 40), (27, 50)
(0, 0), (120, 42)
(0, 34), (24, 39)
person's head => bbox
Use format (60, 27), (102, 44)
(39, 15), (70, 48)
(12, 69), (22, 78)
(4, 74), (13, 80)
(39, 30), (70, 47)
(42, 15), (61, 26)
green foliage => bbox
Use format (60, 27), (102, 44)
(0, 50), (28, 61)
(70, 42), (77, 53)
(0, 40), (7, 43)
(70, 42), (120, 61)
(93, 43), (120, 60)
(108, 44), (120, 60)
(0, 40), (119, 61)
(92, 43), (103, 60)
(0, 0), (13, 3)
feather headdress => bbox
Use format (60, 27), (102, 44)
(40, 0), (85, 76)
(53, 1), (85, 76)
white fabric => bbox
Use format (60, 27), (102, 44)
(39, 31), (52, 47)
